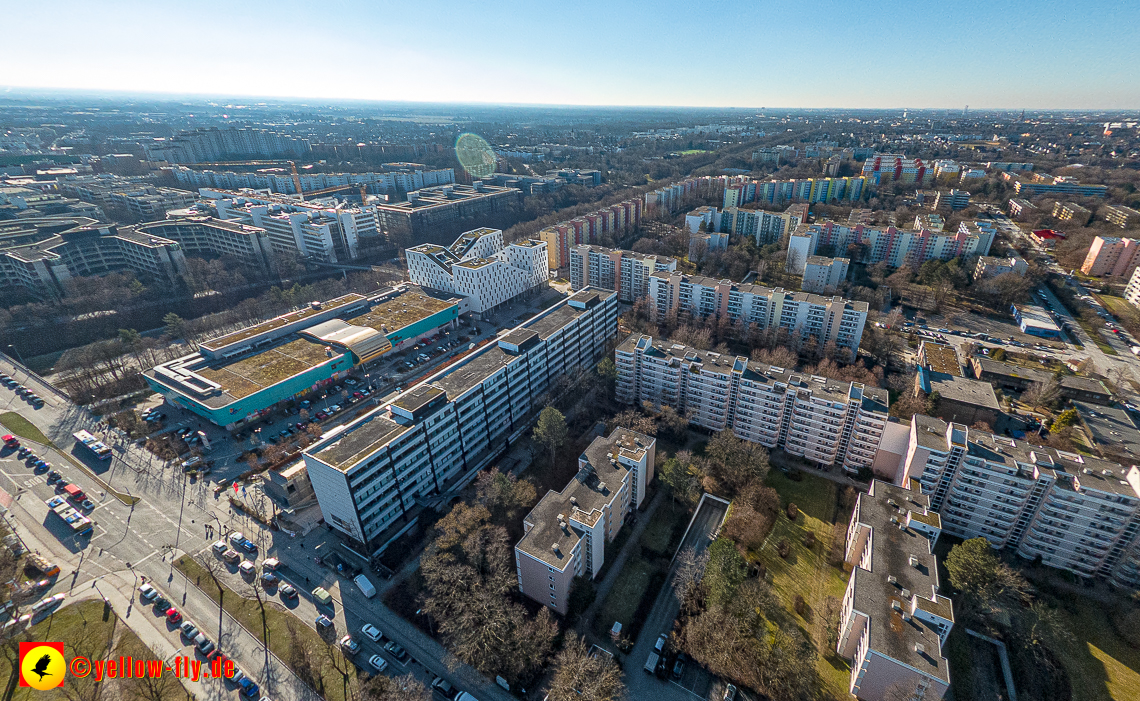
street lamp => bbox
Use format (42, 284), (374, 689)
(6, 344), (24, 365)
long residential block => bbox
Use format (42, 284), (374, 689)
(897, 414), (1140, 587)
(568, 245), (676, 302)
(303, 288), (619, 547)
(616, 335), (888, 472)
(646, 272), (869, 360)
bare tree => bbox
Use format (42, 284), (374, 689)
(1021, 377), (1061, 411)
(673, 547), (710, 605)
(547, 637), (626, 701)
(360, 673), (430, 701)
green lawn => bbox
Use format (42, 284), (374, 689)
(0, 412), (139, 505)
(0, 411), (51, 444)
(175, 555), (357, 699)
(591, 557), (656, 640)
(640, 502), (689, 556)
(0, 600), (181, 701)
(754, 470), (852, 699)
(1054, 597), (1140, 701)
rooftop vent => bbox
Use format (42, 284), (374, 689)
(901, 588), (911, 600)
(888, 499), (898, 507)
(557, 513), (566, 522)
(892, 601), (902, 612)
(887, 575), (898, 586)
(551, 543), (560, 555)
(598, 481), (607, 492)
(902, 613), (912, 622)
(570, 497), (578, 507)
(915, 643), (926, 655)
(909, 556), (919, 568)
(1083, 468), (1092, 474)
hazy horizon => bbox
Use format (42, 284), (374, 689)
(4, 0), (1139, 110)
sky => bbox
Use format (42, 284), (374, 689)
(4, 0), (1139, 110)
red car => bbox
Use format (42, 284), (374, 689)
(2, 435), (18, 448)
(315, 411), (329, 421)
(166, 607), (182, 623)
(352, 391), (363, 399)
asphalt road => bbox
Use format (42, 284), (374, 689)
(0, 356), (515, 701)
(622, 496), (729, 701)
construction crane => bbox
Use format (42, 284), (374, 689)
(184, 160), (304, 200)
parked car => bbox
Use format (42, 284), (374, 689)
(384, 640), (408, 661)
(179, 621), (199, 639)
(238, 561), (256, 576)
(212, 540), (228, 555)
(361, 624), (382, 641)
(723, 683), (738, 701)
(339, 634), (359, 654)
(222, 549), (241, 564)
(166, 607), (182, 623)
(238, 537), (257, 552)
(279, 583), (297, 599)
(316, 614), (333, 629)
(138, 583), (158, 601)
(369, 655), (388, 672)
(312, 587), (332, 605)
(432, 676), (457, 699)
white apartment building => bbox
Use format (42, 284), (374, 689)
(568, 245), (677, 303)
(171, 164), (454, 196)
(799, 220), (995, 269)
(133, 216), (277, 276)
(303, 288), (618, 547)
(205, 189), (381, 262)
(406, 227), (549, 315)
(515, 428), (655, 614)
(616, 335), (888, 473)
(973, 255), (1028, 279)
(894, 414), (1140, 587)
(837, 479), (953, 701)
(1124, 266), (1140, 309)
(802, 256), (849, 294)
(647, 272), (869, 360)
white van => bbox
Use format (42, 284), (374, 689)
(644, 651), (660, 674)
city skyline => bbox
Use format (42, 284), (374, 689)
(4, 0), (1139, 110)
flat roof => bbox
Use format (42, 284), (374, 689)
(922, 371), (1001, 411)
(648, 271), (870, 312)
(1014, 304), (1060, 332)
(1074, 402), (1140, 461)
(201, 294), (366, 351)
(919, 342), (961, 376)
(311, 415), (410, 472)
(853, 481), (951, 683)
(194, 337), (333, 402)
(517, 428), (653, 568)
(345, 291), (454, 336)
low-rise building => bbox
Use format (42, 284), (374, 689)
(406, 228), (548, 316)
(616, 335), (888, 473)
(935, 189), (970, 211)
(263, 461), (317, 508)
(144, 288), (460, 427)
(515, 428), (655, 614)
(973, 255), (1028, 279)
(1011, 304), (1062, 338)
(1105, 204), (1140, 230)
(969, 357), (1112, 404)
(837, 479), (953, 701)
(1012, 179), (1109, 198)
(1081, 236), (1140, 277)
(916, 342), (1000, 427)
(898, 415), (1140, 587)
(801, 256), (849, 294)
(1030, 229), (1066, 248)
(914, 213), (945, 231)
(1053, 201), (1093, 225)
(646, 272), (869, 360)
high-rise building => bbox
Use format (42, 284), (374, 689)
(143, 127), (311, 163)
(1052, 201), (1094, 225)
(794, 220), (994, 269)
(646, 273), (869, 359)
(688, 232), (728, 261)
(303, 288), (619, 547)
(171, 164), (454, 195)
(801, 256), (849, 294)
(568, 245), (676, 303)
(1080, 236), (1140, 277)
(894, 415), (1140, 588)
(688, 204), (806, 246)
(837, 479), (953, 701)
(134, 216), (277, 276)
(515, 428), (655, 614)
(861, 154), (932, 186)
(722, 176), (867, 208)
(370, 183), (524, 247)
(616, 335), (888, 472)
(1105, 204), (1140, 230)
(406, 228), (548, 315)
(1011, 179), (1108, 198)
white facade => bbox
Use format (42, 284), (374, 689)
(899, 414), (1140, 587)
(303, 289), (618, 545)
(568, 245), (676, 303)
(405, 227), (549, 315)
(802, 256), (849, 294)
(786, 232), (815, 274)
(616, 335), (888, 472)
(646, 272), (869, 360)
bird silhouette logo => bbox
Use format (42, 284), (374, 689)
(19, 642), (65, 690)
(32, 654), (53, 680)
